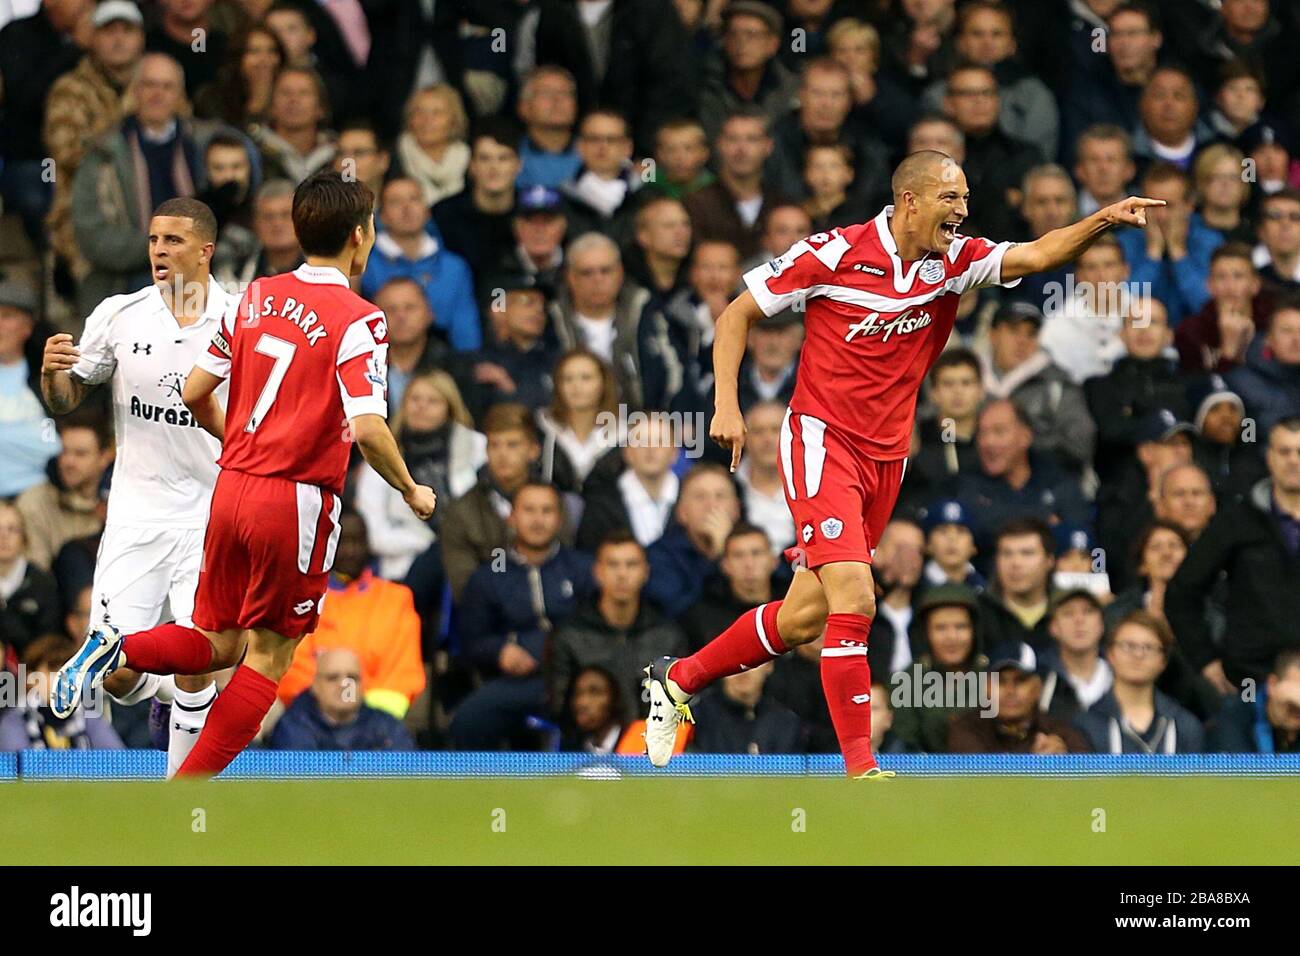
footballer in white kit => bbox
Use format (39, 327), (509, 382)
(40, 198), (235, 776)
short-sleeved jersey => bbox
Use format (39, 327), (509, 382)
(70, 278), (235, 528)
(742, 206), (1021, 460)
(194, 263), (388, 495)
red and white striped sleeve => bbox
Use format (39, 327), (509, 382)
(336, 309), (389, 419)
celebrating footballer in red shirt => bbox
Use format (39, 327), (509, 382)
(54, 172), (437, 778)
(643, 149), (1164, 776)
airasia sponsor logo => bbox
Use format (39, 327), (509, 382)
(844, 307), (933, 343)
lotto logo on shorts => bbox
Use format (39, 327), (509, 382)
(820, 517), (844, 540)
(293, 600), (314, 615)
(801, 523), (814, 543)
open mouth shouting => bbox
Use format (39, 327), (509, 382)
(938, 219), (962, 243)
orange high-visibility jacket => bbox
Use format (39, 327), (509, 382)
(278, 570), (426, 717)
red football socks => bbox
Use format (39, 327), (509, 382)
(122, 624), (215, 675)
(820, 612), (879, 775)
(175, 665), (278, 777)
(670, 601), (787, 695)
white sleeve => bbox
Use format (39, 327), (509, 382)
(950, 237), (1023, 294)
(193, 297), (240, 380)
(336, 311), (389, 419)
(69, 298), (121, 385)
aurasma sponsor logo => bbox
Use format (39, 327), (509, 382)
(49, 886), (151, 936)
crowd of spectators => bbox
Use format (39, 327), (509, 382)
(3, 0), (1300, 757)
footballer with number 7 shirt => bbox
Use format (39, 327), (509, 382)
(53, 171), (437, 777)
(642, 150), (1164, 777)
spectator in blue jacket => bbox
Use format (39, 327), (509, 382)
(949, 400), (1091, 560)
(268, 648), (416, 752)
(1074, 611), (1205, 754)
(450, 482), (594, 749)
(1209, 649), (1300, 753)
(645, 463), (741, 617)
(361, 176), (481, 351)
(1115, 163), (1223, 326)
(1227, 303), (1300, 446)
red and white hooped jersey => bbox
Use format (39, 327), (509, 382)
(742, 205), (1021, 460)
(195, 263), (389, 495)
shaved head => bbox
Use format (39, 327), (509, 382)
(892, 149), (957, 200)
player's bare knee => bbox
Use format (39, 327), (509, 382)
(819, 563), (877, 619)
(777, 600), (827, 646)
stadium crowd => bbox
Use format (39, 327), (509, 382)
(3, 0), (1300, 759)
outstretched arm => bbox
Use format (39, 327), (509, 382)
(1001, 197), (1166, 281)
(708, 290), (768, 472)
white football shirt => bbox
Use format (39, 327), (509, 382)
(71, 277), (235, 529)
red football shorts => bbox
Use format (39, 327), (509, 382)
(193, 469), (342, 640)
(778, 409), (907, 570)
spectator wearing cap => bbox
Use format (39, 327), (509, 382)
(531, 0), (697, 159)
(1253, 190), (1300, 295)
(765, 58), (890, 213)
(0, 635), (124, 752)
(948, 643), (1092, 754)
(559, 110), (642, 247)
(475, 274), (560, 412)
(70, 53), (204, 314)
(1175, 243), (1270, 374)
(680, 523), (777, 653)
(1051, 524), (1112, 599)
(684, 108), (787, 261)
(515, 66), (582, 191)
(1209, 649), (1300, 754)
(1040, 235), (1131, 384)
(546, 529), (686, 718)
(1188, 375), (1267, 497)
(949, 401), (1090, 557)
(43, 1), (145, 286)
(1040, 588), (1112, 720)
(906, 349), (982, 509)
(920, 499), (984, 591)
(737, 306), (800, 413)
(432, 120), (523, 278)
(975, 518), (1057, 653)
(0, 0), (87, 244)
(869, 520), (927, 679)
(1074, 610), (1205, 754)
(732, 401), (795, 557)
(688, 660), (804, 756)
(1226, 300), (1300, 443)
(980, 302), (1096, 476)
(15, 418), (110, 571)
(481, 184), (568, 302)
(697, 1), (799, 144)
(268, 648), (416, 753)
(1085, 297), (1189, 487)
(451, 483), (594, 749)
(1168, 417), (1300, 694)
(643, 118), (715, 201)
(891, 584), (987, 754)
(0, 282), (61, 498)
(363, 176), (481, 351)
(0, 502), (62, 659)
(1114, 163), (1222, 326)
(1095, 409), (1195, 591)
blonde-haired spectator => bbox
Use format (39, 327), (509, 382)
(394, 84), (471, 206)
(1194, 143), (1253, 244)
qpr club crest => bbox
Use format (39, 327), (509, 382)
(820, 517), (844, 540)
(919, 258), (945, 284)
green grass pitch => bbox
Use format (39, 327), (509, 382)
(3, 775), (1294, 864)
